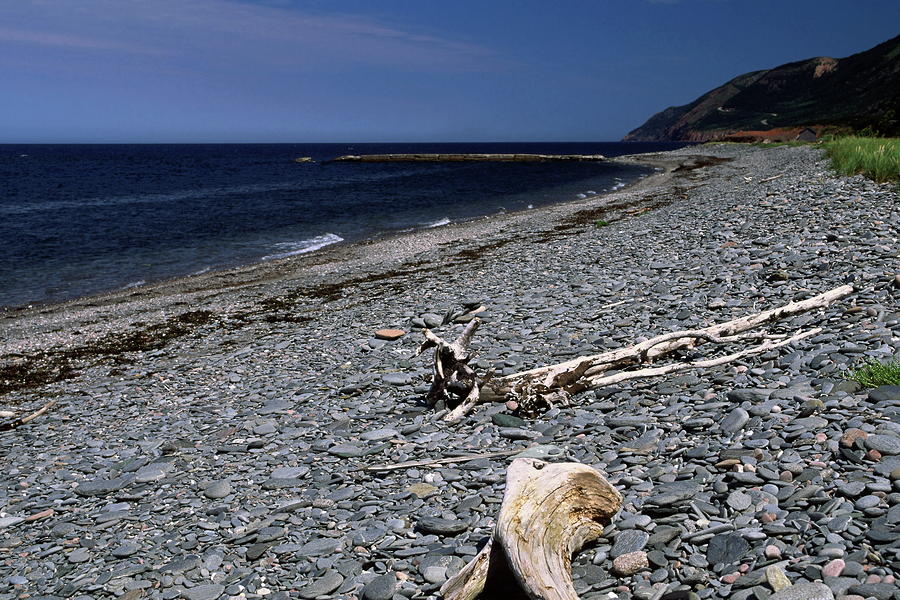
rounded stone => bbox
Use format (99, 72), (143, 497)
(612, 551), (649, 576)
(362, 573), (397, 600)
(203, 480), (232, 499)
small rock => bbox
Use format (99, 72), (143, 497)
(297, 570), (343, 599)
(407, 483), (438, 498)
(721, 408), (750, 433)
(203, 480), (232, 499)
(727, 490), (752, 511)
(74, 475), (132, 497)
(416, 516), (468, 536)
(766, 565), (791, 592)
(183, 584), (225, 600)
(769, 582), (833, 600)
(707, 533), (749, 565)
(492, 413), (526, 428)
(612, 551), (649, 576)
(374, 329), (405, 341)
(847, 583), (896, 600)
(611, 529), (650, 558)
(840, 428), (868, 447)
(362, 572), (397, 600)
(868, 385), (900, 404)
(67, 547), (91, 563)
(865, 434), (900, 455)
(821, 559), (844, 578)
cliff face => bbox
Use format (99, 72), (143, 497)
(624, 35), (900, 141)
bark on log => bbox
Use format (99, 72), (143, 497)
(441, 458), (622, 600)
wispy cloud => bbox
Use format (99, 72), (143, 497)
(0, 0), (501, 72)
(0, 27), (164, 55)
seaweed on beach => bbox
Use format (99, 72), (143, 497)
(452, 239), (513, 261)
(0, 310), (215, 397)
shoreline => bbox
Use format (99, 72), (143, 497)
(0, 150), (685, 362)
(1, 152), (673, 319)
(1, 143), (897, 598)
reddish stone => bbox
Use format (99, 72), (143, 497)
(841, 428), (868, 448)
(721, 572), (741, 584)
(612, 551), (649, 576)
(822, 559), (844, 578)
(25, 509), (53, 522)
(374, 328), (406, 341)
(867, 449), (883, 461)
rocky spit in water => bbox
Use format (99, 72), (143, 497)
(0, 144), (898, 600)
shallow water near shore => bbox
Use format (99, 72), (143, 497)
(0, 141), (688, 308)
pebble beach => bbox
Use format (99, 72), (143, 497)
(1, 144), (898, 600)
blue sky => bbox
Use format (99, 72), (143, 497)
(1, 1), (897, 142)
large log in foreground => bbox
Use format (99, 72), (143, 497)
(441, 458), (623, 600)
(420, 285), (854, 422)
(325, 153), (606, 163)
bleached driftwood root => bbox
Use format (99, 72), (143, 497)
(0, 400), (57, 432)
(421, 285), (853, 422)
(441, 458), (623, 600)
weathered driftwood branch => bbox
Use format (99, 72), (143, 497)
(421, 285), (853, 421)
(0, 400), (57, 432)
(361, 448), (523, 472)
(416, 318), (481, 411)
(441, 458), (622, 600)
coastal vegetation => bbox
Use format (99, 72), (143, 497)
(847, 359), (900, 387)
(823, 136), (900, 182)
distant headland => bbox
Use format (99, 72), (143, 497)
(624, 34), (899, 142)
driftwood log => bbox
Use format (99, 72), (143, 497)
(441, 458), (622, 600)
(420, 285), (854, 422)
(0, 400), (57, 432)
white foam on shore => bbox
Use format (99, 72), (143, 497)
(262, 233), (344, 260)
(121, 280), (146, 290)
(425, 217), (451, 228)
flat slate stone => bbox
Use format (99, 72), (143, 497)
(362, 573), (397, 600)
(847, 582), (896, 600)
(271, 466), (309, 479)
(298, 570), (343, 599)
(382, 373), (412, 386)
(298, 537), (342, 556)
(769, 582), (833, 600)
(727, 490), (752, 511)
(74, 475), (133, 497)
(415, 516), (469, 536)
(721, 407), (750, 433)
(360, 428), (399, 441)
(327, 443), (367, 458)
(182, 584), (225, 600)
(865, 434), (900, 455)
(644, 482), (700, 508)
(611, 529), (649, 558)
(203, 480), (232, 499)
(868, 385), (900, 403)
(374, 329), (406, 341)
(258, 399), (292, 414)
(706, 533), (749, 565)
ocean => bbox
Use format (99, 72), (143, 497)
(0, 142), (689, 308)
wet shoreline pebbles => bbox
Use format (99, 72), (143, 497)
(0, 144), (898, 600)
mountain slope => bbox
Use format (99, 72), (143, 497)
(624, 35), (900, 141)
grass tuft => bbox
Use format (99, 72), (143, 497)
(846, 359), (900, 388)
(824, 136), (900, 183)
(595, 220), (610, 228)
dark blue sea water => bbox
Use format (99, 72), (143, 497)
(0, 142), (689, 308)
